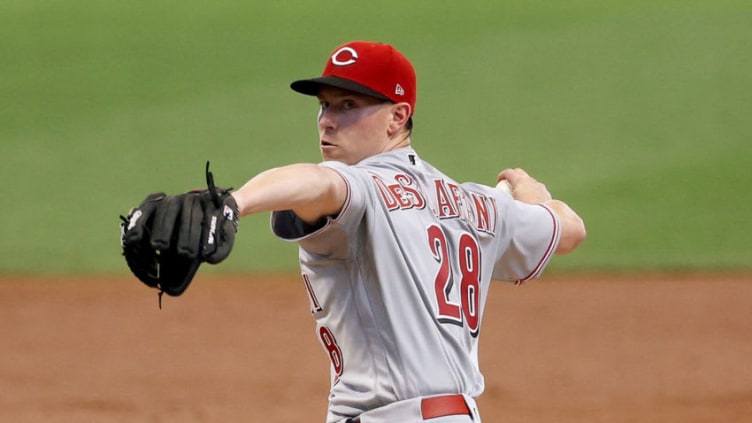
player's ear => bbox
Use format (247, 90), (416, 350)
(387, 102), (412, 136)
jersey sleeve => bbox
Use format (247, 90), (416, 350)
(491, 201), (561, 283)
(270, 161), (370, 258)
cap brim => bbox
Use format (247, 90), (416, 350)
(290, 76), (390, 101)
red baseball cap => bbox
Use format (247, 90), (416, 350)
(291, 41), (417, 116)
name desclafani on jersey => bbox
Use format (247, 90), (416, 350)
(372, 174), (498, 234)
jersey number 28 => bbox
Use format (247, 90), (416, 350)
(427, 225), (481, 337)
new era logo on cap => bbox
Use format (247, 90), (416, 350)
(290, 41), (417, 116)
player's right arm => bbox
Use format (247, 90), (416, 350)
(497, 168), (587, 255)
(231, 163), (348, 225)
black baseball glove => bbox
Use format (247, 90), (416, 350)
(120, 162), (239, 305)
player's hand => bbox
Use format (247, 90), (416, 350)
(498, 168), (586, 253)
(496, 168), (553, 204)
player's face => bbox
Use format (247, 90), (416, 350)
(316, 87), (394, 165)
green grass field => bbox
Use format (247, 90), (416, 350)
(2, 0), (750, 274)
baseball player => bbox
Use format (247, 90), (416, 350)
(227, 41), (587, 422)
(121, 40), (586, 422)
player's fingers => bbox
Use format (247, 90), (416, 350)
(497, 168), (529, 185)
(496, 168), (513, 183)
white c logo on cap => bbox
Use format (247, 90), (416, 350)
(331, 47), (358, 66)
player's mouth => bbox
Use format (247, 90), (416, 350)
(320, 140), (336, 148)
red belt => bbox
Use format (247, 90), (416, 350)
(421, 394), (471, 419)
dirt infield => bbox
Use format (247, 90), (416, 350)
(2, 272), (750, 422)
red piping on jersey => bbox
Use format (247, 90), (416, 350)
(324, 165), (353, 225)
(516, 203), (560, 284)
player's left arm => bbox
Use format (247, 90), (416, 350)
(231, 163), (348, 225)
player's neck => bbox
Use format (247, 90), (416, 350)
(381, 132), (411, 154)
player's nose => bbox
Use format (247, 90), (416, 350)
(317, 107), (336, 132)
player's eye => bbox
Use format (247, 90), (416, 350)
(317, 102), (329, 120)
(342, 100), (355, 110)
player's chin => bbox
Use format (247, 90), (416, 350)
(320, 144), (339, 159)
(321, 147), (358, 165)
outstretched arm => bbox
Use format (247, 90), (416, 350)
(231, 163), (348, 225)
(498, 168), (587, 255)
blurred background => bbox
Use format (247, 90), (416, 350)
(2, 0), (750, 276)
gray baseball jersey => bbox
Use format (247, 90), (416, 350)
(271, 148), (560, 422)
